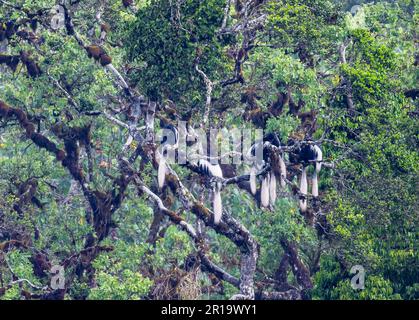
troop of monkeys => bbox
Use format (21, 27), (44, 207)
(158, 124), (323, 225)
(2, 0), (323, 226)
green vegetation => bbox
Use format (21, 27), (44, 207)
(0, 0), (417, 300)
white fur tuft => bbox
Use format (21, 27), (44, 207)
(198, 159), (223, 178)
(269, 173), (277, 205)
(279, 155), (286, 188)
(261, 175), (270, 208)
(213, 190), (222, 224)
(158, 157), (166, 189)
(312, 145), (322, 197)
(209, 163), (223, 178)
(314, 145), (323, 173)
(299, 167), (308, 212)
(250, 166), (257, 195)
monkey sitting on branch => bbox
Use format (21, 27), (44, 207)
(197, 159), (224, 225)
(247, 133), (286, 208)
(290, 143), (323, 212)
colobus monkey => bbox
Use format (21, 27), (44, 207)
(197, 159), (224, 224)
(296, 144), (323, 212)
(268, 132), (287, 190)
(248, 133), (286, 207)
(261, 171), (270, 207)
(311, 145), (323, 197)
(158, 124), (179, 189)
(247, 137), (271, 207)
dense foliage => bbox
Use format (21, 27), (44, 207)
(0, 0), (417, 300)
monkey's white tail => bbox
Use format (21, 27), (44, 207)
(312, 145), (323, 197)
(261, 175), (270, 208)
(312, 171), (318, 197)
(279, 155), (286, 188)
(299, 167), (308, 212)
(250, 165), (257, 195)
(314, 145), (323, 173)
(213, 188), (222, 224)
(269, 173), (277, 205)
(158, 156), (166, 189)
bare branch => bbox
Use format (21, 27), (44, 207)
(195, 63), (215, 126)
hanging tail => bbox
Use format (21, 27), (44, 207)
(279, 155), (286, 188)
(261, 174), (270, 208)
(250, 165), (257, 195)
(198, 159), (223, 224)
(269, 172), (277, 205)
(312, 171), (318, 197)
(299, 167), (308, 212)
(314, 145), (323, 173)
(213, 185), (222, 224)
(312, 145), (323, 197)
(158, 156), (166, 189)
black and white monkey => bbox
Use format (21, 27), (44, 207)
(158, 121), (224, 224)
(189, 129), (224, 224)
(247, 133), (287, 208)
(311, 145), (323, 198)
(158, 124), (179, 189)
(159, 121), (198, 188)
(294, 144), (323, 212)
(197, 159), (224, 224)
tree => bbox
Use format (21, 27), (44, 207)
(0, 0), (417, 300)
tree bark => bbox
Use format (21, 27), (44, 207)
(280, 239), (313, 298)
